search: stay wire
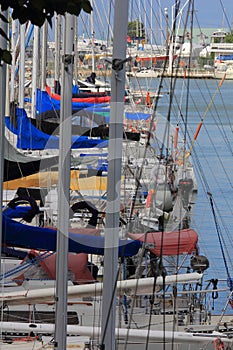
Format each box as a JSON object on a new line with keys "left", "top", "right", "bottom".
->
{"left": 219, "top": 0, "right": 232, "bottom": 32}
{"left": 171, "top": 2, "right": 195, "bottom": 348}
{"left": 188, "top": 136, "right": 233, "bottom": 272}
{"left": 177, "top": 73, "right": 233, "bottom": 196}
{"left": 151, "top": 3, "right": 192, "bottom": 350}
{"left": 128, "top": 0, "right": 186, "bottom": 222}
{"left": 207, "top": 193, "right": 231, "bottom": 283}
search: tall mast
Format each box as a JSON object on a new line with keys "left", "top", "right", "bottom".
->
{"left": 31, "top": 25, "right": 40, "bottom": 118}
{"left": 54, "top": 14, "right": 61, "bottom": 93}
{"left": 10, "top": 19, "right": 17, "bottom": 104}
{"left": 0, "top": 7, "right": 8, "bottom": 276}
{"left": 73, "top": 16, "right": 78, "bottom": 84}
{"left": 158, "top": 0, "right": 163, "bottom": 45}
{"left": 90, "top": 0, "right": 95, "bottom": 72}
{"left": 18, "top": 23, "right": 26, "bottom": 109}
{"left": 150, "top": 0, "right": 153, "bottom": 45}
{"left": 100, "top": 0, "right": 129, "bottom": 349}
{"left": 41, "top": 20, "right": 48, "bottom": 90}
{"left": 54, "top": 13, "right": 74, "bottom": 350}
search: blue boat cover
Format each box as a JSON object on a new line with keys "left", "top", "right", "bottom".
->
{"left": 2, "top": 214, "right": 141, "bottom": 257}
{"left": 36, "top": 88, "right": 97, "bottom": 114}
{"left": 216, "top": 54, "right": 233, "bottom": 61}
{"left": 3, "top": 206, "right": 33, "bottom": 219}
{"left": 125, "top": 111, "right": 151, "bottom": 121}
{"left": 5, "top": 108, "right": 108, "bottom": 150}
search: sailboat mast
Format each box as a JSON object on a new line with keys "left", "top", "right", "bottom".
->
{"left": 54, "top": 13, "right": 74, "bottom": 350}
{"left": 54, "top": 14, "right": 61, "bottom": 93}
{"left": 73, "top": 16, "right": 78, "bottom": 84}
{"left": 31, "top": 26, "right": 40, "bottom": 118}
{"left": 41, "top": 20, "right": 48, "bottom": 90}
{"left": 10, "top": 19, "right": 17, "bottom": 104}
{"left": 100, "top": 0, "right": 129, "bottom": 349}
{"left": 18, "top": 23, "right": 26, "bottom": 108}
{"left": 90, "top": 0, "right": 95, "bottom": 72}
{"left": 0, "top": 7, "right": 8, "bottom": 275}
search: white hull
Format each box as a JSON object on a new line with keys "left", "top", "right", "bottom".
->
{"left": 0, "top": 321, "right": 230, "bottom": 345}
{"left": 0, "top": 262, "right": 231, "bottom": 349}
{"left": 214, "top": 71, "right": 233, "bottom": 79}
{"left": 214, "top": 65, "right": 233, "bottom": 79}
{"left": 0, "top": 310, "right": 232, "bottom": 350}
{"left": 127, "top": 68, "right": 160, "bottom": 78}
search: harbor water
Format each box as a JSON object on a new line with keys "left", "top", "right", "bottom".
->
{"left": 127, "top": 76, "right": 233, "bottom": 316}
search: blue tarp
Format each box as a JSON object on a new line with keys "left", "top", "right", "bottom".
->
{"left": 125, "top": 111, "right": 151, "bottom": 120}
{"left": 3, "top": 206, "right": 33, "bottom": 219}
{"left": 34, "top": 87, "right": 152, "bottom": 121}
{"left": 216, "top": 54, "right": 233, "bottom": 61}
{"left": 2, "top": 214, "right": 141, "bottom": 257}
{"left": 5, "top": 108, "right": 108, "bottom": 150}
{"left": 72, "top": 84, "right": 79, "bottom": 95}
{"left": 36, "top": 88, "right": 97, "bottom": 114}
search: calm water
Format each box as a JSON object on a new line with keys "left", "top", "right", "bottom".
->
{"left": 128, "top": 76, "right": 233, "bottom": 315}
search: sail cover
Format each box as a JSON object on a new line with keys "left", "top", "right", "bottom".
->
{"left": 4, "top": 137, "right": 59, "bottom": 181}
{"left": 14, "top": 251, "right": 95, "bottom": 285}
{"left": 36, "top": 86, "right": 111, "bottom": 114}
{"left": 2, "top": 214, "right": 141, "bottom": 257}
{"left": 5, "top": 108, "right": 108, "bottom": 150}
{"left": 128, "top": 229, "right": 198, "bottom": 256}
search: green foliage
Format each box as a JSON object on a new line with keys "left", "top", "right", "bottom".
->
{"left": 0, "top": 0, "right": 92, "bottom": 64}
{"left": 224, "top": 32, "right": 233, "bottom": 43}
{"left": 0, "top": 48, "right": 11, "bottom": 63}
{"left": 197, "top": 56, "right": 214, "bottom": 68}
{"left": 128, "top": 20, "right": 145, "bottom": 39}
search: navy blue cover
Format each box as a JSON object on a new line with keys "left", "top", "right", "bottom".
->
{"left": 36, "top": 88, "right": 98, "bottom": 113}
{"left": 2, "top": 214, "right": 141, "bottom": 257}
{"left": 5, "top": 108, "right": 108, "bottom": 150}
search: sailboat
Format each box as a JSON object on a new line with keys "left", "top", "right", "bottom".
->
{"left": 2, "top": 1, "right": 233, "bottom": 350}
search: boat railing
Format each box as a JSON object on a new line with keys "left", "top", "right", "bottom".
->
{"left": 210, "top": 42, "right": 233, "bottom": 52}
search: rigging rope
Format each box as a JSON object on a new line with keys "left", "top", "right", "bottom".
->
{"left": 0, "top": 251, "right": 55, "bottom": 283}
{"left": 185, "top": 74, "right": 226, "bottom": 158}
{"left": 207, "top": 192, "right": 233, "bottom": 308}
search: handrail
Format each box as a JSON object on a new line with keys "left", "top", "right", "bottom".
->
{"left": 210, "top": 43, "right": 233, "bottom": 50}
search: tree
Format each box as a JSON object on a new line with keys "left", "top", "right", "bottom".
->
{"left": 128, "top": 20, "right": 145, "bottom": 40}
{"left": 0, "top": 0, "right": 92, "bottom": 64}
{"left": 224, "top": 32, "right": 233, "bottom": 43}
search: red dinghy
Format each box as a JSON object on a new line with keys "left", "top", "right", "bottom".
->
{"left": 128, "top": 228, "right": 198, "bottom": 256}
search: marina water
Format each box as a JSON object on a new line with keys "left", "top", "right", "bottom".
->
{"left": 128, "top": 76, "right": 233, "bottom": 316}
